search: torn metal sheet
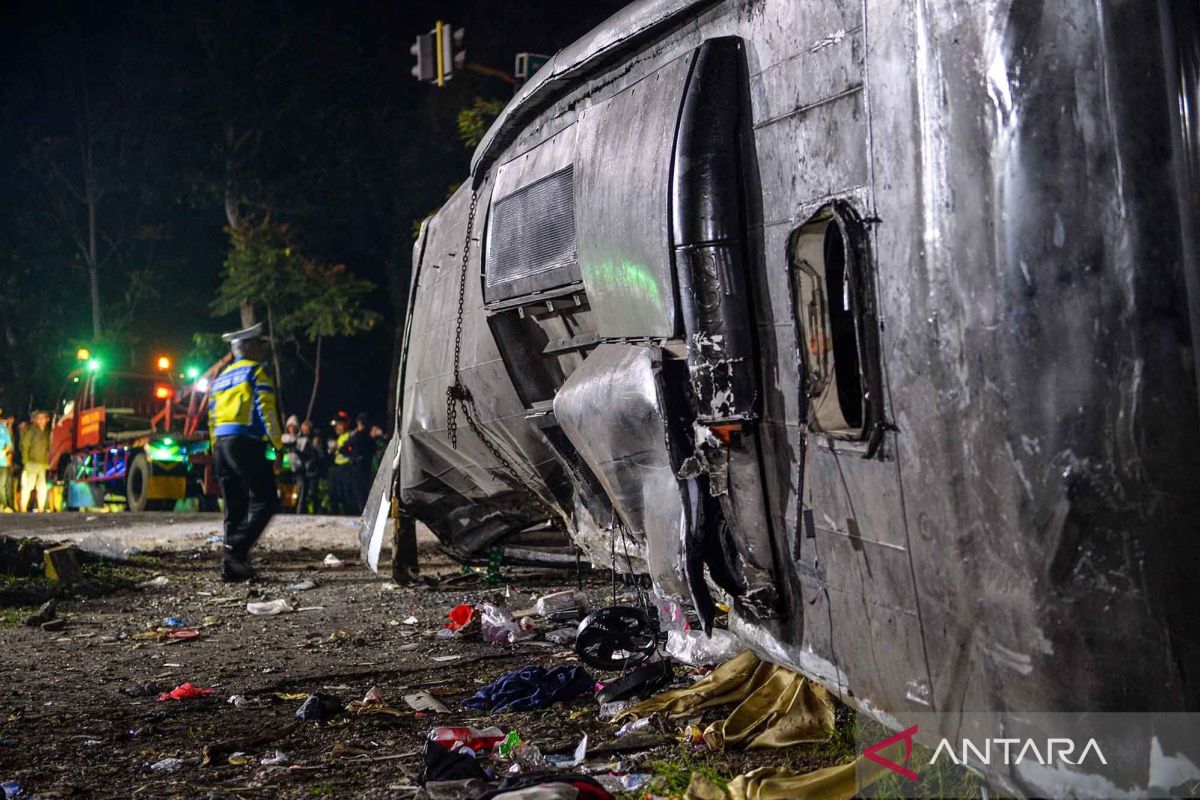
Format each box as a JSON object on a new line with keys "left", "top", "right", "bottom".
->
{"left": 553, "top": 343, "right": 688, "bottom": 598}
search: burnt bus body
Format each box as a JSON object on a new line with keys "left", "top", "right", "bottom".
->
{"left": 369, "top": 0, "right": 1200, "bottom": 791}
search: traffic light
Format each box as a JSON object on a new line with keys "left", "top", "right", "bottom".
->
{"left": 154, "top": 385, "right": 173, "bottom": 400}
{"left": 156, "top": 355, "right": 172, "bottom": 371}
{"left": 440, "top": 23, "right": 466, "bottom": 83}
{"left": 76, "top": 348, "right": 90, "bottom": 362}
{"left": 411, "top": 30, "right": 435, "bottom": 83}
{"left": 185, "top": 366, "right": 200, "bottom": 380}
{"left": 411, "top": 22, "right": 465, "bottom": 86}
{"left": 86, "top": 358, "right": 101, "bottom": 373}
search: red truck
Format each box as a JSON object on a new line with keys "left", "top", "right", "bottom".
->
{"left": 48, "top": 357, "right": 229, "bottom": 511}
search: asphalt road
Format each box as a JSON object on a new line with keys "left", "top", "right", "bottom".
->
{"left": 0, "top": 512, "right": 381, "bottom": 560}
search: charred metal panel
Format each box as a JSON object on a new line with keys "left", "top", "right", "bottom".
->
{"left": 574, "top": 52, "right": 694, "bottom": 338}
{"left": 553, "top": 343, "right": 689, "bottom": 597}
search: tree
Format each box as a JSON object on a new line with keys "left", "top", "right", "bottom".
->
{"left": 280, "top": 263, "right": 380, "bottom": 420}
{"left": 211, "top": 218, "right": 379, "bottom": 419}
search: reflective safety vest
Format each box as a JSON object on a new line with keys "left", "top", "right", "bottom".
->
{"left": 334, "top": 431, "right": 351, "bottom": 466}
{"left": 208, "top": 358, "right": 283, "bottom": 450}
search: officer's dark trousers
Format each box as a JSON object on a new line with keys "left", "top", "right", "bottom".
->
{"left": 214, "top": 436, "right": 278, "bottom": 561}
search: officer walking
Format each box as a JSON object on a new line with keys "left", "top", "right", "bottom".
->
{"left": 209, "top": 323, "right": 284, "bottom": 581}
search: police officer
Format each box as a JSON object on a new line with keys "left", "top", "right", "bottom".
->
{"left": 209, "top": 323, "right": 284, "bottom": 581}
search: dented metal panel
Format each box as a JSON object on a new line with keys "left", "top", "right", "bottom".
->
{"left": 574, "top": 52, "right": 694, "bottom": 338}
{"left": 553, "top": 343, "right": 689, "bottom": 597}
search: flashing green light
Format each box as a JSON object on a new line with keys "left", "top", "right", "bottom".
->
{"left": 161, "top": 437, "right": 174, "bottom": 446}
{"left": 185, "top": 366, "right": 200, "bottom": 380}
{"left": 86, "top": 358, "right": 101, "bottom": 372}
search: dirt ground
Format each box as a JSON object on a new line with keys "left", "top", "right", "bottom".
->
{"left": 0, "top": 522, "right": 858, "bottom": 799}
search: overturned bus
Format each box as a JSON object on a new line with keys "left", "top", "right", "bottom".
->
{"left": 364, "top": 0, "right": 1200, "bottom": 793}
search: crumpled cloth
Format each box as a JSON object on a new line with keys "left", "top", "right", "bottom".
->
{"left": 615, "top": 651, "right": 833, "bottom": 749}
{"left": 685, "top": 745, "right": 903, "bottom": 800}
{"left": 463, "top": 665, "right": 594, "bottom": 712}
{"left": 157, "top": 682, "right": 216, "bottom": 701}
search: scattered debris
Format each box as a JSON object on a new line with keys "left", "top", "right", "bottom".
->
{"left": 429, "top": 726, "right": 506, "bottom": 754}
{"left": 614, "top": 717, "right": 652, "bottom": 738}
{"left": 156, "top": 683, "right": 216, "bottom": 702}
{"left": 226, "top": 694, "right": 270, "bottom": 710}
{"left": 202, "top": 722, "right": 300, "bottom": 766}
{"left": 534, "top": 590, "right": 588, "bottom": 620}
{"left": 666, "top": 628, "right": 740, "bottom": 666}
{"left": 260, "top": 750, "right": 289, "bottom": 766}
{"left": 287, "top": 579, "right": 317, "bottom": 591}
{"left": 246, "top": 599, "right": 294, "bottom": 616}
{"left": 480, "top": 603, "right": 526, "bottom": 644}
{"left": 403, "top": 615, "right": 419, "bottom": 625}
{"left": 295, "top": 693, "right": 343, "bottom": 722}
{"left": 149, "top": 757, "right": 183, "bottom": 772}
{"left": 403, "top": 691, "right": 449, "bottom": 714}
{"left": 42, "top": 544, "right": 81, "bottom": 585}
{"left": 139, "top": 575, "right": 170, "bottom": 588}
{"left": 322, "top": 553, "right": 347, "bottom": 568}
{"left": 23, "top": 600, "right": 56, "bottom": 627}
{"left": 40, "top": 618, "right": 66, "bottom": 633}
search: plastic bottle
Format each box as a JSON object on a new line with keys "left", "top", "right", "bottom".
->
{"left": 428, "top": 725, "right": 506, "bottom": 753}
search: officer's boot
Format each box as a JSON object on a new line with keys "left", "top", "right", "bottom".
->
{"left": 221, "top": 549, "right": 257, "bottom": 583}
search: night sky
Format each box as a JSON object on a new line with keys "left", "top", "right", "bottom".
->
{"left": 0, "top": 0, "right": 628, "bottom": 426}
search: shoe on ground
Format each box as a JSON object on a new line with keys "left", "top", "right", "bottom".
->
{"left": 221, "top": 558, "right": 257, "bottom": 583}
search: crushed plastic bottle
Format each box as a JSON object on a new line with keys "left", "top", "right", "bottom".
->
{"left": 511, "top": 742, "right": 548, "bottom": 770}
{"left": 429, "top": 725, "right": 506, "bottom": 754}
{"left": 1, "top": 781, "right": 21, "bottom": 799}
{"left": 150, "top": 757, "right": 184, "bottom": 772}
{"left": 615, "top": 717, "right": 652, "bottom": 737}
{"left": 599, "top": 699, "right": 635, "bottom": 720}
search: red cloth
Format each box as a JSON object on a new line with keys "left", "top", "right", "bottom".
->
{"left": 157, "top": 682, "right": 216, "bottom": 701}
{"left": 445, "top": 603, "right": 475, "bottom": 631}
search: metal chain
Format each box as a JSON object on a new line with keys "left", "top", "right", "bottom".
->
{"left": 443, "top": 189, "right": 559, "bottom": 520}
{"left": 446, "top": 190, "right": 479, "bottom": 449}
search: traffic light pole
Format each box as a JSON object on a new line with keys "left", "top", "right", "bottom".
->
{"left": 465, "top": 61, "right": 518, "bottom": 86}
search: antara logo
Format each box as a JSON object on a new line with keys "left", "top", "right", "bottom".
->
{"left": 864, "top": 725, "right": 1109, "bottom": 781}
{"left": 931, "top": 737, "right": 1108, "bottom": 767}
{"left": 864, "top": 725, "right": 921, "bottom": 780}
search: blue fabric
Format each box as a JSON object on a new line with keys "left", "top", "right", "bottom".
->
{"left": 463, "top": 665, "right": 594, "bottom": 712}
{"left": 0, "top": 424, "right": 10, "bottom": 468}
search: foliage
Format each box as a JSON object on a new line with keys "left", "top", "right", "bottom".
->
{"left": 456, "top": 97, "right": 506, "bottom": 149}
{"left": 279, "top": 262, "right": 380, "bottom": 341}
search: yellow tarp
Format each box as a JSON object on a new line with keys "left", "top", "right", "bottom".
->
{"left": 614, "top": 651, "right": 834, "bottom": 749}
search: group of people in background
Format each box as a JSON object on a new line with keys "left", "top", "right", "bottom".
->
{"left": 278, "top": 411, "right": 386, "bottom": 517}
{"left": 0, "top": 407, "right": 52, "bottom": 513}
{"left": 0, "top": 405, "right": 385, "bottom": 516}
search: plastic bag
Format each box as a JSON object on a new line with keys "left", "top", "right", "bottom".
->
{"left": 480, "top": 603, "right": 523, "bottom": 644}
{"left": 246, "top": 599, "right": 294, "bottom": 616}
{"left": 665, "top": 628, "right": 741, "bottom": 666}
